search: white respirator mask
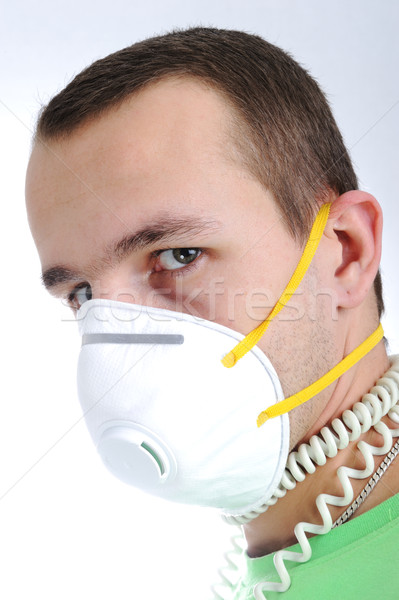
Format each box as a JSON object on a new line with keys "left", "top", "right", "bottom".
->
{"left": 76, "top": 204, "right": 383, "bottom": 517}
{"left": 77, "top": 300, "right": 289, "bottom": 516}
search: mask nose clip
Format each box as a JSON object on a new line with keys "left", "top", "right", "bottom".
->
{"left": 97, "top": 422, "right": 177, "bottom": 488}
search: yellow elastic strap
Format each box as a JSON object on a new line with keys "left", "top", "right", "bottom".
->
{"left": 257, "top": 322, "right": 384, "bottom": 427}
{"left": 221, "top": 203, "right": 332, "bottom": 368}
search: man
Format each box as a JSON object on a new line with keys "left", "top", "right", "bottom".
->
{"left": 26, "top": 28, "right": 399, "bottom": 599}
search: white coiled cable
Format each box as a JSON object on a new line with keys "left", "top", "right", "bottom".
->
{"left": 211, "top": 533, "right": 246, "bottom": 600}
{"left": 212, "top": 355, "right": 399, "bottom": 600}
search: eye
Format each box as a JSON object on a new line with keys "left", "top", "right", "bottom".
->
{"left": 155, "top": 248, "right": 202, "bottom": 271}
{"left": 68, "top": 284, "right": 92, "bottom": 309}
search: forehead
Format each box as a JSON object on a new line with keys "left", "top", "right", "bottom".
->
{"left": 26, "top": 78, "right": 236, "bottom": 227}
{"left": 27, "top": 78, "right": 234, "bottom": 189}
{"left": 26, "top": 78, "right": 278, "bottom": 271}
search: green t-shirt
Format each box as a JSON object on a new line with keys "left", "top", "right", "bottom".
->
{"left": 232, "top": 493, "right": 399, "bottom": 600}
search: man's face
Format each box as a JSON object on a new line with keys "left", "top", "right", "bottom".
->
{"left": 26, "top": 78, "right": 337, "bottom": 445}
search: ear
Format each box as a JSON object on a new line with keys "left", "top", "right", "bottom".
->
{"left": 326, "top": 191, "right": 383, "bottom": 309}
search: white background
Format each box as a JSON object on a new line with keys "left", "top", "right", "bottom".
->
{"left": 1, "top": 1, "right": 398, "bottom": 599}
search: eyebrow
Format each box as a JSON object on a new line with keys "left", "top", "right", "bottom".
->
{"left": 41, "top": 216, "right": 221, "bottom": 292}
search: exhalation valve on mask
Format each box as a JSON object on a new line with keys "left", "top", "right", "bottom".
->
{"left": 98, "top": 421, "right": 177, "bottom": 487}
{"left": 77, "top": 299, "right": 289, "bottom": 517}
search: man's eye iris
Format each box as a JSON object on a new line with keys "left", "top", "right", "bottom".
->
{"left": 70, "top": 284, "right": 92, "bottom": 308}
{"left": 158, "top": 248, "right": 201, "bottom": 271}
{"left": 173, "top": 248, "right": 199, "bottom": 263}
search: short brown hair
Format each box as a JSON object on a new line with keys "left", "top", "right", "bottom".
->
{"left": 35, "top": 27, "right": 383, "bottom": 315}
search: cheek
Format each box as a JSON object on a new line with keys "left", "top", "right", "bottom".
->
{"left": 147, "top": 265, "right": 263, "bottom": 331}
{"left": 177, "top": 271, "right": 280, "bottom": 334}
{"left": 184, "top": 258, "right": 296, "bottom": 333}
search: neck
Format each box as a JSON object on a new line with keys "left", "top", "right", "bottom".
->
{"left": 244, "top": 345, "right": 398, "bottom": 558}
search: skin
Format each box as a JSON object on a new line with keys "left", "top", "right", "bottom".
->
{"left": 26, "top": 78, "right": 397, "bottom": 556}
